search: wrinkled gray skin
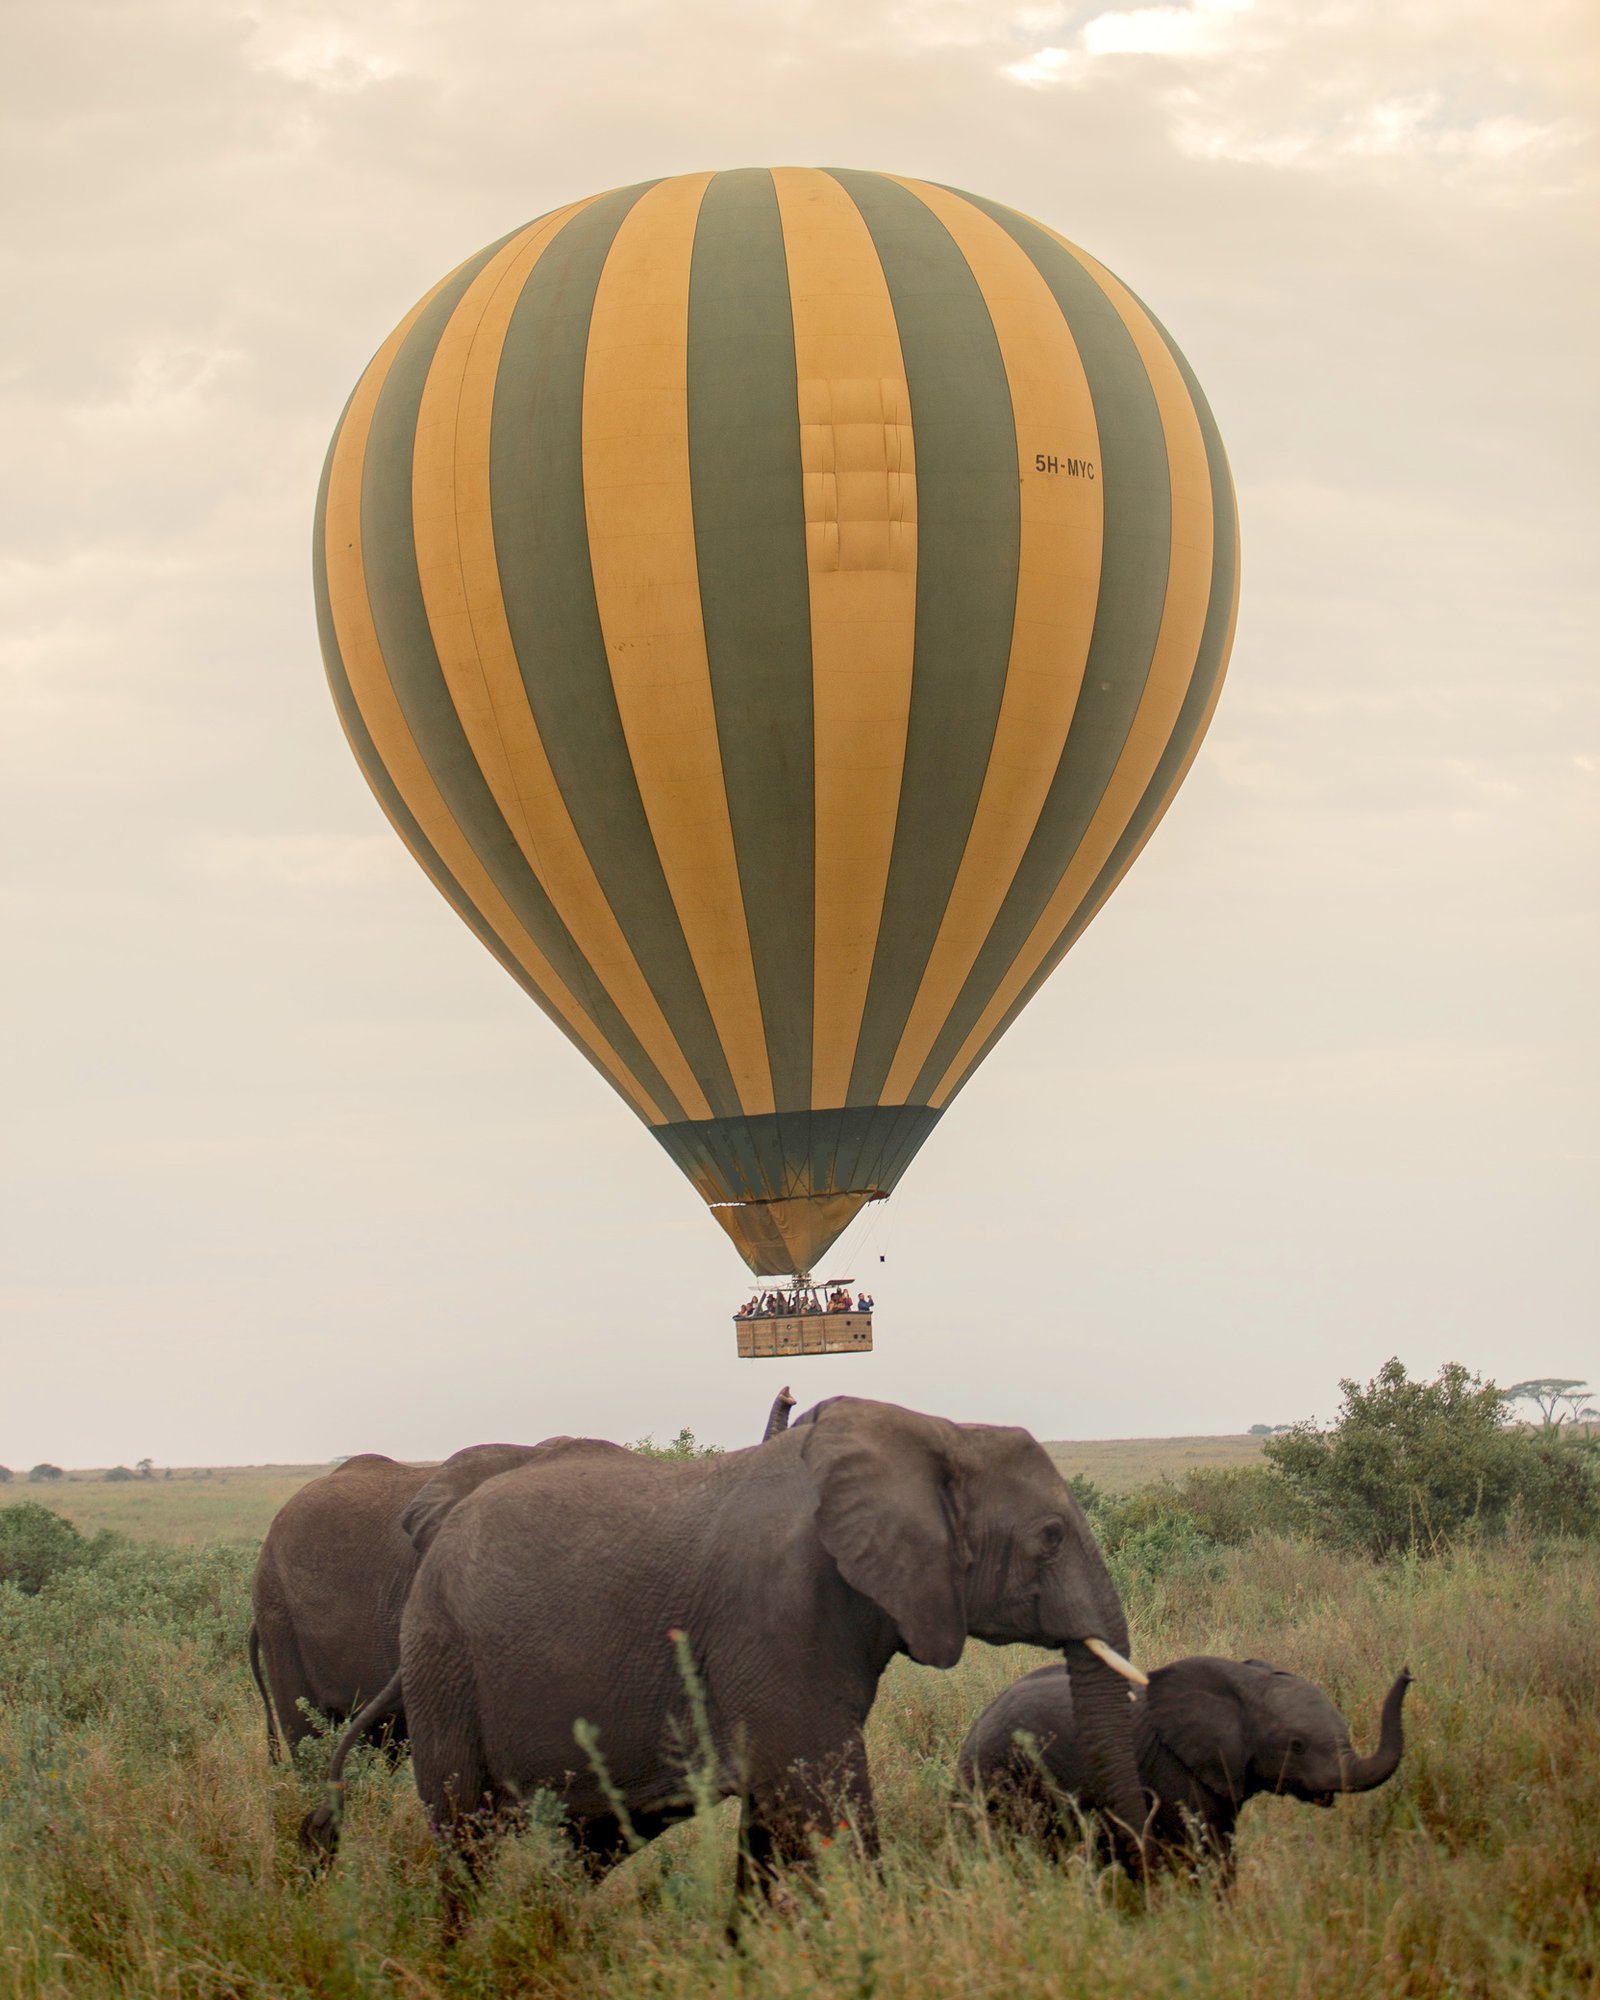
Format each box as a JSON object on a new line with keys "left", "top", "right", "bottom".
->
{"left": 296, "top": 1394, "right": 801, "bottom": 1858}
{"left": 960, "top": 1654, "right": 1412, "bottom": 1876}
{"left": 250, "top": 1444, "right": 548, "bottom": 1760}
{"left": 398, "top": 1396, "right": 1143, "bottom": 1922}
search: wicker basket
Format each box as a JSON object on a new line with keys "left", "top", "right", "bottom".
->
{"left": 734, "top": 1313, "right": 873, "bottom": 1359}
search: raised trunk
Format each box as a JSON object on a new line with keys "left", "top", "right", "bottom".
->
{"left": 1338, "top": 1668, "right": 1412, "bottom": 1793}
{"left": 1064, "top": 1640, "right": 1147, "bottom": 1877}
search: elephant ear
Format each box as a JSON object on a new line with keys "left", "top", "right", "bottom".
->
{"left": 400, "top": 1441, "right": 560, "bottom": 1557}
{"left": 1147, "top": 1661, "right": 1251, "bottom": 1805}
{"left": 800, "top": 1399, "right": 970, "bottom": 1669}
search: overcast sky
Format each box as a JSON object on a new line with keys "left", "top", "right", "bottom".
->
{"left": 3, "top": 0, "right": 1595, "bottom": 1470}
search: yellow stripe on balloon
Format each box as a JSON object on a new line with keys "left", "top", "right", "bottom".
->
{"left": 877, "top": 176, "right": 1103, "bottom": 1106}
{"left": 324, "top": 289, "right": 666, "bottom": 1125}
{"left": 410, "top": 198, "right": 713, "bottom": 1125}
{"left": 581, "top": 172, "right": 777, "bottom": 1119}
{"left": 771, "top": 165, "right": 919, "bottom": 1112}
{"left": 927, "top": 235, "right": 1217, "bottom": 1111}
{"left": 1030, "top": 489, "right": 1241, "bottom": 1010}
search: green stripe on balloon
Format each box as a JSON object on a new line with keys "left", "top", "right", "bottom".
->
{"left": 651, "top": 1105, "right": 942, "bottom": 1204}
{"left": 941, "top": 294, "right": 1240, "bottom": 1105}
{"left": 358, "top": 229, "right": 688, "bottom": 1123}
{"left": 906, "top": 194, "right": 1174, "bottom": 1103}
{"left": 313, "top": 406, "right": 606, "bottom": 1066}
{"left": 687, "top": 168, "right": 816, "bottom": 1115}
{"left": 489, "top": 185, "right": 745, "bottom": 1124}
{"left": 827, "top": 170, "right": 1023, "bottom": 1110}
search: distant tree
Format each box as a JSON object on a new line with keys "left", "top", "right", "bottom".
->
{"left": 104, "top": 1465, "right": 136, "bottom": 1483}
{"left": 136, "top": 1457, "right": 155, "bottom": 1480}
{"left": 27, "top": 1464, "right": 64, "bottom": 1484}
{"left": 1504, "top": 1379, "right": 1590, "bottom": 1429}
{"left": 0, "top": 1466, "right": 11, "bottom": 1484}
{"left": 629, "top": 1427, "right": 724, "bottom": 1461}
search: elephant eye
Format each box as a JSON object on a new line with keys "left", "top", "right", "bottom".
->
{"left": 1040, "top": 1517, "right": 1065, "bottom": 1558}
{"left": 1288, "top": 1736, "right": 1306, "bottom": 1755}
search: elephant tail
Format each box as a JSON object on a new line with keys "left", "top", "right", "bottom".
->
{"left": 248, "top": 1622, "right": 282, "bottom": 1767}
{"left": 297, "top": 1667, "right": 405, "bottom": 1866}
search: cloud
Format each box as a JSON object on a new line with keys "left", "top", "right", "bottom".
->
{"left": 1000, "top": 0, "right": 1593, "bottom": 196}
{"left": 242, "top": 18, "right": 409, "bottom": 94}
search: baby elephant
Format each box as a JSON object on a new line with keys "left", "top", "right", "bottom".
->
{"left": 960, "top": 1654, "right": 1411, "bottom": 1875}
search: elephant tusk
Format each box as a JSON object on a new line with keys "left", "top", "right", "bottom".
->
{"left": 1082, "top": 1637, "right": 1148, "bottom": 1688}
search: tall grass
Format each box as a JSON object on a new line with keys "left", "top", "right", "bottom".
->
{"left": 1, "top": 1526, "right": 1597, "bottom": 1997}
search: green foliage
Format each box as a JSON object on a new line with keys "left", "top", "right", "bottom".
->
{"left": 27, "top": 1465, "right": 63, "bottom": 1485}
{"left": 0, "top": 1467, "right": 12, "bottom": 1485}
{"left": 1265, "top": 1358, "right": 1600, "bottom": 1557}
{"left": 104, "top": 1466, "right": 136, "bottom": 1483}
{"left": 0, "top": 1534, "right": 252, "bottom": 1737}
{"left": 0, "top": 1504, "right": 96, "bottom": 1597}
{"left": 628, "top": 1427, "right": 724, "bottom": 1461}
{"left": 1083, "top": 1464, "right": 1308, "bottom": 1572}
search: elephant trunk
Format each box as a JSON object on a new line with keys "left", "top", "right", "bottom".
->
{"left": 1064, "top": 1639, "right": 1148, "bottom": 1877}
{"left": 1336, "top": 1667, "right": 1412, "bottom": 1793}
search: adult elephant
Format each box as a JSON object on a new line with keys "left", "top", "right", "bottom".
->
{"left": 960, "top": 1654, "right": 1412, "bottom": 1876}
{"left": 397, "top": 1396, "right": 1147, "bottom": 1919}
{"left": 255, "top": 1394, "right": 796, "bottom": 1763}
{"left": 250, "top": 1443, "right": 546, "bottom": 1761}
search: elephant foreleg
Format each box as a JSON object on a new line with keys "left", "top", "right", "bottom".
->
{"left": 736, "top": 1732, "right": 878, "bottom": 1904}
{"left": 564, "top": 1806, "right": 683, "bottom": 1881}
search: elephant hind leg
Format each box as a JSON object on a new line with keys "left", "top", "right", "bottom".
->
{"left": 409, "top": 1657, "right": 503, "bottom": 1937}
{"left": 255, "top": 1618, "right": 318, "bottom": 1758}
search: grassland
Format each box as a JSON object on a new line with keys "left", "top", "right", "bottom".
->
{"left": 0, "top": 1469, "right": 324, "bottom": 1546}
{"left": 1, "top": 1452, "right": 1595, "bottom": 1998}
{"left": 0, "top": 1435, "right": 1262, "bottom": 1547}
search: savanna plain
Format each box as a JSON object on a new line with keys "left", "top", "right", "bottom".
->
{"left": 1, "top": 1425, "right": 1596, "bottom": 2000}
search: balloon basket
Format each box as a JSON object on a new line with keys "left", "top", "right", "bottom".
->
{"left": 735, "top": 1313, "right": 873, "bottom": 1360}
{"left": 732, "top": 1275, "right": 873, "bottom": 1359}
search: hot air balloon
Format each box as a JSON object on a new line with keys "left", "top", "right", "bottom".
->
{"left": 314, "top": 168, "right": 1238, "bottom": 1357}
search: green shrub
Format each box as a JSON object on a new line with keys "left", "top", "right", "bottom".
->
{"left": 629, "top": 1428, "right": 723, "bottom": 1460}
{"left": 0, "top": 1537, "right": 252, "bottom": 1736}
{"left": 104, "top": 1466, "right": 136, "bottom": 1484}
{"left": 27, "top": 1465, "right": 64, "bottom": 1485}
{"left": 1092, "top": 1464, "right": 1305, "bottom": 1559}
{"left": 1264, "top": 1358, "right": 1600, "bottom": 1556}
{"left": 0, "top": 1505, "right": 95, "bottom": 1596}
{"left": 1108, "top": 1508, "right": 1223, "bottom": 1594}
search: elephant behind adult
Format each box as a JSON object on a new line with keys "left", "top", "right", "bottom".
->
{"left": 250, "top": 1443, "right": 546, "bottom": 1761}
{"left": 960, "top": 1654, "right": 1412, "bottom": 1874}
{"left": 399, "top": 1396, "right": 1148, "bottom": 1915}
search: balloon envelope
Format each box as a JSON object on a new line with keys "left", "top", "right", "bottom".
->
{"left": 314, "top": 168, "right": 1238, "bottom": 1275}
